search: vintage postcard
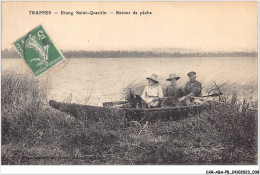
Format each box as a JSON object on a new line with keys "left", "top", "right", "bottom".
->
{"left": 1, "top": 1, "right": 259, "bottom": 174}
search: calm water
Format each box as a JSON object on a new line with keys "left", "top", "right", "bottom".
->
{"left": 2, "top": 57, "right": 258, "bottom": 105}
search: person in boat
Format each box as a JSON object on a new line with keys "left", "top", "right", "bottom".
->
{"left": 162, "top": 73, "right": 183, "bottom": 107}
{"left": 141, "top": 74, "right": 164, "bottom": 108}
{"left": 165, "top": 74, "right": 182, "bottom": 99}
{"left": 183, "top": 71, "right": 202, "bottom": 97}
{"left": 179, "top": 71, "right": 202, "bottom": 106}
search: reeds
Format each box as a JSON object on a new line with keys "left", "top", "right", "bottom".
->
{"left": 1, "top": 71, "right": 257, "bottom": 165}
{"left": 1, "top": 71, "right": 79, "bottom": 146}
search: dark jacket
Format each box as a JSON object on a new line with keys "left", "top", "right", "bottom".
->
{"left": 183, "top": 80, "right": 202, "bottom": 97}
{"left": 165, "top": 85, "right": 182, "bottom": 99}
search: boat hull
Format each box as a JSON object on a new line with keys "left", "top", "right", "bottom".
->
{"left": 49, "top": 100, "right": 205, "bottom": 123}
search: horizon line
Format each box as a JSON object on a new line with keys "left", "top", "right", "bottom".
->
{"left": 2, "top": 49, "right": 257, "bottom": 58}
{"left": 2, "top": 48, "right": 258, "bottom": 53}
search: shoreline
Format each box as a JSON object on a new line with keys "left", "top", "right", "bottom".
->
{"left": 1, "top": 71, "right": 258, "bottom": 165}
{"left": 1, "top": 50, "right": 258, "bottom": 59}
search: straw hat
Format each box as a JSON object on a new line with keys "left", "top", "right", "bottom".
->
{"left": 146, "top": 74, "right": 159, "bottom": 83}
{"left": 166, "top": 74, "right": 180, "bottom": 81}
{"left": 187, "top": 71, "right": 196, "bottom": 77}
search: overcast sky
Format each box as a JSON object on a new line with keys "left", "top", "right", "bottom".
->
{"left": 2, "top": 1, "right": 258, "bottom": 52}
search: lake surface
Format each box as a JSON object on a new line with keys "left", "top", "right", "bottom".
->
{"left": 2, "top": 57, "right": 258, "bottom": 105}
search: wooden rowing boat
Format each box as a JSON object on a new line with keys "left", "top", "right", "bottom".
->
{"left": 49, "top": 100, "right": 206, "bottom": 123}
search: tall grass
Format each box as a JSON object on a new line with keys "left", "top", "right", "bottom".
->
{"left": 1, "top": 71, "right": 80, "bottom": 150}
{"left": 2, "top": 71, "right": 46, "bottom": 144}
{"left": 1, "top": 71, "right": 257, "bottom": 165}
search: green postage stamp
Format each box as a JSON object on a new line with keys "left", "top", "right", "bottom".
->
{"left": 13, "top": 25, "right": 64, "bottom": 77}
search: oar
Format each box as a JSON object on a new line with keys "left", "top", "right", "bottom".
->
{"left": 201, "top": 93, "right": 222, "bottom": 98}
{"left": 191, "top": 96, "right": 228, "bottom": 105}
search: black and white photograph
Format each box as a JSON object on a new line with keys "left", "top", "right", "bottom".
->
{"left": 1, "top": 1, "right": 259, "bottom": 173}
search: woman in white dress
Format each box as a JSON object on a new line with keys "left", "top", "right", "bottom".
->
{"left": 141, "top": 74, "right": 164, "bottom": 108}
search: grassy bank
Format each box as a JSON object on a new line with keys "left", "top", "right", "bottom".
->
{"left": 1, "top": 71, "right": 258, "bottom": 165}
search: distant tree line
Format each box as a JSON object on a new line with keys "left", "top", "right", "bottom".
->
{"left": 1, "top": 49, "right": 257, "bottom": 58}
{"left": 2, "top": 49, "right": 20, "bottom": 58}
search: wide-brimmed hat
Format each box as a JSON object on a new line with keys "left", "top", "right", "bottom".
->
{"left": 146, "top": 74, "right": 159, "bottom": 83}
{"left": 166, "top": 74, "right": 180, "bottom": 81}
{"left": 187, "top": 71, "right": 196, "bottom": 77}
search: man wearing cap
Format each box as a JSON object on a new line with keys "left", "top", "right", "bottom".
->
{"left": 141, "top": 74, "right": 164, "bottom": 108}
{"left": 183, "top": 71, "right": 202, "bottom": 97}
